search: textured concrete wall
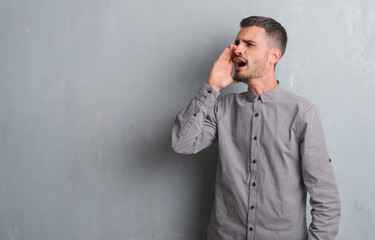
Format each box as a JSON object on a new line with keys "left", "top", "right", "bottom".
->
{"left": 1, "top": 0, "right": 374, "bottom": 239}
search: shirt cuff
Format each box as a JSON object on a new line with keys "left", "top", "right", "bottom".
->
{"left": 194, "top": 82, "right": 220, "bottom": 107}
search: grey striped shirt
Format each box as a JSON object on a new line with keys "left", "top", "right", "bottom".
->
{"left": 171, "top": 82, "right": 340, "bottom": 240}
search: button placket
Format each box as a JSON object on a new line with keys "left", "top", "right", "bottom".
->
{"left": 247, "top": 97, "right": 262, "bottom": 240}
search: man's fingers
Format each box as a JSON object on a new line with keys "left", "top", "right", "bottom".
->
{"left": 223, "top": 44, "right": 234, "bottom": 61}
{"left": 217, "top": 46, "right": 230, "bottom": 61}
{"left": 225, "top": 45, "right": 237, "bottom": 63}
{"left": 229, "top": 45, "right": 237, "bottom": 62}
{"left": 218, "top": 44, "right": 234, "bottom": 62}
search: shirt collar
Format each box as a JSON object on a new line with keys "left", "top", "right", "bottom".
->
{"left": 245, "top": 81, "right": 283, "bottom": 103}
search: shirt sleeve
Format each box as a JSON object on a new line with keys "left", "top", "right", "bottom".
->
{"left": 171, "top": 82, "right": 220, "bottom": 154}
{"left": 298, "top": 105, "right": 341, "bottom": 240}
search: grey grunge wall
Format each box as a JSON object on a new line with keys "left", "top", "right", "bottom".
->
{"left": 1, "top": 0, "right": 374, "bottom": 239}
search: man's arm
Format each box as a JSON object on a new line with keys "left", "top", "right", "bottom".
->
{"left": 298, "top": 106, "right": 341, "bottom": 240}
{"left": 171, "top": 44, "right": 237, "bottom": 154}
{"left": 170, "top": 83, "right": 220, "bottom": 154}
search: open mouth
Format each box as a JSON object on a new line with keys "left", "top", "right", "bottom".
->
{"left": 233, "top": 57, "right": 247, "bottom": 70}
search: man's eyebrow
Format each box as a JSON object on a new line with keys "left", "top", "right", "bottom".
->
{"left": 234, "top": 39, "right": 257, "bottom": 45}
{"left": 242, "top": 39, "right": 257, "bottom": 45}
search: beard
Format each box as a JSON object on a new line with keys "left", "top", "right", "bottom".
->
{"left": 234, "top": 54, "right": 268, "bottom": 84}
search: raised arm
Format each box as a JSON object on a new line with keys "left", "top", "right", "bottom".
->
{"left": 170, "top": 83, "right": 220, "bottom": 154}
{"left": 171, "top": 44, "right": 237, "bottom": 154}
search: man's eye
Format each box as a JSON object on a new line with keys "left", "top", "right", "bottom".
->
{"left": 246, "top": 43, "right": 253, "bottom": 47}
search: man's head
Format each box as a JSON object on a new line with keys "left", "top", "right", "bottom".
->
{"left": 240, "top": 16, "right": 288, "bottom": 57}
{"left": 232, "top": 16, "right": 288, "bottom": 84}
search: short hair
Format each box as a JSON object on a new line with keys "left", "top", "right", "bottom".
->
{"left": 240, "top": 16, "right": 288, "bottom": 57}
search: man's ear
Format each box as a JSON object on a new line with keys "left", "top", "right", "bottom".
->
{"left": 270, "top": 48, "right": 282, "bottom": 65}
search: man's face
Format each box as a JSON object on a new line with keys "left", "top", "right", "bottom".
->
{"left": 232, "top": 26, "right": 273, "bottom": 83}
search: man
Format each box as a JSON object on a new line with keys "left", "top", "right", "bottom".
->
{"left": 171, "top": 16, "right": 340, "bottom": 240}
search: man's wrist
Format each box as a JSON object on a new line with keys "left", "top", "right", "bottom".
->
{"left": 207, "top": 81, "right": 221, "bottom": 92}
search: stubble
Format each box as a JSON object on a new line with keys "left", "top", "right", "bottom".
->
{"left": 234, "top": 55, "right": 268, "bottom": 84}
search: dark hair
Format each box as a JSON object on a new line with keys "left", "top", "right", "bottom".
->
{"left": 240, "top": 16, "right": 288, "bottom": 57}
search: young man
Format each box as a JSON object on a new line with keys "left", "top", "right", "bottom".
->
{"left": 171, "top": 16, "right": 340, "bottom": 240}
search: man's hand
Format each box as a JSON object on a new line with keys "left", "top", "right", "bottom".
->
{"left": 207, "top": 44, "right": 238, "bottom": 92}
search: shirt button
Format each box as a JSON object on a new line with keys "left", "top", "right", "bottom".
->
{"left": 253, "top": 136, "right": 257, "bottom": 140}
{"left": 252, "top": 182, "right": 256, "bottom": 187}
{"left": 252, "top": 159, "right": 256, "bottom": 164}
{"left": 207, "top": 89, "right": 212, "bottom": 93}
{"left": 250, "top": 205, "right": 254, "bottom": 210}
{"left": 255, "top": 113, "right": 259, "bottom": 117}
{"left": 249, "top": 227, "right": 253, "bottom": 231}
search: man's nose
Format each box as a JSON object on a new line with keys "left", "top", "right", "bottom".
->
{"left": 234, "top": 44, "right": 244, "bottom": 56}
